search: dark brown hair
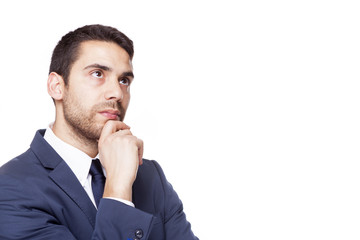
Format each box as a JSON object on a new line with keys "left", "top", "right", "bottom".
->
{"left": 49, "top": 24, "right": 134, "bottom": 85}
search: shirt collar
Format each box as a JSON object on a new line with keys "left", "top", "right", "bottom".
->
{"left": 43, "top": 126, "right": 97, "bottom": 187}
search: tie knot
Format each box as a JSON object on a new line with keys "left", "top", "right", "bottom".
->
{"left": 90, "top": 159, "right": 104, "bottom": 177}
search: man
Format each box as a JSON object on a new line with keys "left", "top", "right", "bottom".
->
{"left": 0, "top": 24, "right": 198, "bottom": 240}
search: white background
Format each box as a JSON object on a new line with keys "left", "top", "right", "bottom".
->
{"left": 0, "top": 0, "right": 360, "bottom": 239}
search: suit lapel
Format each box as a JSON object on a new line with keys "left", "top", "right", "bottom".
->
{"left": 49, "top": 161, "right": 97, "bottom": 228}
{"left": 30, "top": 130, "right": 97, "bottom": 228}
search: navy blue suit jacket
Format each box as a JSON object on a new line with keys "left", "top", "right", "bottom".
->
{"left": 0, "top": 130, "right": 198, "bottom": 240}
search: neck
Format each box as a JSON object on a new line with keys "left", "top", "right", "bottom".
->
{"left": 52, "top": 121, "right": 99, "bottom": 158}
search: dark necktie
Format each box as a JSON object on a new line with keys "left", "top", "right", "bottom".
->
{"left": 89, "top": 159, "right": 106, "bottom": 207}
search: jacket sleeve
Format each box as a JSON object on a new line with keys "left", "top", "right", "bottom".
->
{"left": 151, "top": 161, "right": 199, "bottom": 240}
{"left": 93, "top": 199, "right": 155, "bottom": 239}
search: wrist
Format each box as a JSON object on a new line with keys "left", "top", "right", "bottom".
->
{"left": 103, "top": 179, "right": 133, "bottom": 202}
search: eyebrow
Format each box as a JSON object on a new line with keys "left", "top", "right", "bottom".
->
{"left": 83, "top": 63, "right": 135, "bottom": 78}
{"left": 121, "top": 71, "right": 135, "bottom": 79}
{"left": 83, "top": 63, "right": 112, "bottom": 71}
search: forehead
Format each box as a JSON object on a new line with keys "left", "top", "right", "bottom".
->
{"left": 74, "top": 40, "right": 132, "bottom": 70}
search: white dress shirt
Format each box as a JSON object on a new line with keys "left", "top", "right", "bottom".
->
{"left": 44, "top": 126, "right": 134, "bottom": 208}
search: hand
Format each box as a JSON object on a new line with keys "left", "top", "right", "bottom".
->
{"left": 98, "top": 120, "right": 144, "bottom": 202}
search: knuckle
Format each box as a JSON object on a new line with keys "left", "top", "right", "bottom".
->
{"left": 124, "top": 136, "right": 138, "bottom": 145}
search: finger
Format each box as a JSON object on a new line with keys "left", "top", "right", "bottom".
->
{"left": 99, "top": 121, "right": 130, "bottom": 144}
{"left": 113, "top": 129, "right": 133, "bottom": 137}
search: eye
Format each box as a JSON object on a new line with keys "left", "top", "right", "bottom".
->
{"left": 119, "top": 77, "right": 130, "bottom": 86}
{"left": 91, "top": 70, "right": 103, "bottom": 78}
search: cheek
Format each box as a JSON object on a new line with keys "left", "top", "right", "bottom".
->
{"left": 125, "top": 90, "right": 131, "bottom": 104}
{"left": 72, "top": 91, "right": 96, "bottom": 113}
{"left": 122, "top": 86, "right": 131, "bottom": 104}
{"left": 123, "top": 97, "right": 130, "bottom": 109}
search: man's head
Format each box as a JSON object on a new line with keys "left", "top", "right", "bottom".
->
{"left": 49, "top": 24, "right": 134, "bottom": 85}
{"left": 47, "top": 25, "right": 134, "bottom": 145}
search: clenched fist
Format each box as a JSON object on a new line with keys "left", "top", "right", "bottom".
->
{"left": 98, "top": 120, "right": 143, "bottom": 202}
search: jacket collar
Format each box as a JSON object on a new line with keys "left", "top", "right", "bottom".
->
{"left": 30, "top": 129, "right": 62, "bottom": 169}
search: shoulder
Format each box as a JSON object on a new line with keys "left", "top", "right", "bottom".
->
{"left": 0, "top": 149, "right": 49, "bottom": 208}
{"left": 0, "top": 148, "right": 43, "bottom": 178}
{"left": 0, "top": 148, "right": 49, "bottom": 200}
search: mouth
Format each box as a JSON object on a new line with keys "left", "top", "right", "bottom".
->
{"left": 98, "top": 109, "right": 121, "bottom": 120}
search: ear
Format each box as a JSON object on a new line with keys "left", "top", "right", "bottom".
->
{"left": 47, "top": 72, "right": 65, "bottom": 100}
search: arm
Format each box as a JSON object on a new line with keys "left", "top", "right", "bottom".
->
{"left": 96, "top": 120, "right": 198, "bottom": 239}
{"left": 93, "top": 199, "right": 154, "bottom": 240}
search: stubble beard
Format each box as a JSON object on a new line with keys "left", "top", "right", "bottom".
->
{"left": 62, "top": 94, "right": 125, "bottom": 145}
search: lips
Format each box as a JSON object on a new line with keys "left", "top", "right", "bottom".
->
{"left": 99, "top": 109, "right": 120, "bottom": 120}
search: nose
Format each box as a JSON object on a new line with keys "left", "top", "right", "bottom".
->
{"left": 104, "top": 78, "right": 123, "bottom": 102}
